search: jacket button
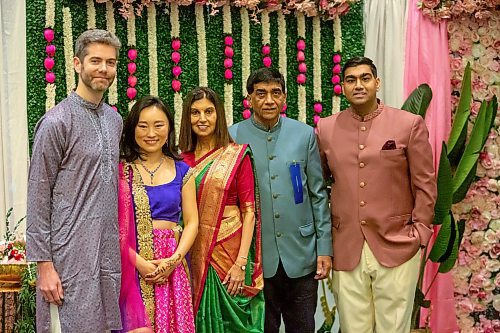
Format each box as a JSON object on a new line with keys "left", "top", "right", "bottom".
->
{"left": 274, "top": 213, "right": 280, "bottom": 218}
{"left": 360, "top": 181, "right": 366, "bottom": 188}
{"left": 276, "top": 232, "right": 282, "bottom": 237}
{"left": 360, "top": 220, "right": 367, "bottom": 225}
{"left": 273, "top": 193, "right": 279, "bottom": 199}
{"left": 269, "top": 155, "right": 275, "bottom": 160}
{"left": 360, "top": 201, "right": 366, "bottom": 207}
{"left": 267, "top": 136, "right": 273, "bottom": 142}
{"left": 359, "top": 144, "right": 365, "bottom": 150}
{"left": 271, "top": 175, "right": 277, "bottom": 180}
{"left": 360, "top": 126, "right": 367, "bottom": 131}
{"left": 359, "top": 162, "right": 365, "bottom": 168}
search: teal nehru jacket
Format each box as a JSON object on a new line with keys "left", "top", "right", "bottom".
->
{"left": 229, "top": 116, "right": 332, "bottom": 279}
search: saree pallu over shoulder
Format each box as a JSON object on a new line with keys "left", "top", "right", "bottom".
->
{"left": 117, "top": 162, "right": 155, "bottom": 330}
{"left": 189, "top": 143, "right": 264, "bottom": 315}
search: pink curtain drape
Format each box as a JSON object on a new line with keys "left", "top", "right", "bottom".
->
{"left": 404, "top": 1, "right": 457, "bottom": 332}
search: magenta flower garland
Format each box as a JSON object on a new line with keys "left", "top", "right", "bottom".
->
{"left": 262, "top": 44, "right": 272, "bottom": 68}
{"left": 332, "top": 53, "right": 342, "bottom": 96}
{"left": 127, "top": 48, "right": 138, "bottom": 100}
{"left": 171, "top": 38, "right": 182, "bottom": 93}
{"left": 224, "top": 35, "right": 234, "bottom": 81}
{"left": 296, "top": 39, "right": 306, "bottom": 85}
{"left": 44, "top": 28, "right": 56, "bottom": 84}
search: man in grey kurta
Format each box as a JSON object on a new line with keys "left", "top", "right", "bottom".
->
{"left": 229, "top": 68, "right": 332, "bottom": 333}
{"left": 26, "top": 30, "right": 122, "bottom": 332}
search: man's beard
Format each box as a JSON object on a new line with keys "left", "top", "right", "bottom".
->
{"left": 80, "top": 67, "right": 115, "bottom": 92}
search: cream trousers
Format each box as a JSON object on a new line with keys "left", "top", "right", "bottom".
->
{"left": 333, "top": 242, "right": 420, "bottom": 333}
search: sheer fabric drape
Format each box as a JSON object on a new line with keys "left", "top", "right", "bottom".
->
{"left": 0, "top": 0, "right": 28, "bottom": 236}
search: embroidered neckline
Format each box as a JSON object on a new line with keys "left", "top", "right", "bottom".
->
{"left": 250, "top": 115, "right": 282, "bottom": 133}
{"left": 69, "top": 91, "right": 104, "bottom": 111}
{"left": 348, "top": 100, "right": 384, "bottom": 122}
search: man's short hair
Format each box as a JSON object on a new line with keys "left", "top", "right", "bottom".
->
{"left": 74, "top": 29, "right": 121, "bottom": 61}
{"left": 342, "top": 57, "right": 378, "bottom": 79}
{"left": 246, "top": 67, "right": 286, "bottom": 94}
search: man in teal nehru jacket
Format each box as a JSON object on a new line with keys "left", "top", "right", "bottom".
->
{"left": 229, "top": 67, "right": 332, "bottom": 333}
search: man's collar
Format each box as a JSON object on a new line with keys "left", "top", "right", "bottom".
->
{"left": 348, "top": 99, "right": 384, "bottom": 122}
{"left": 250, "top": 115, "right": 282, "bottom": 132}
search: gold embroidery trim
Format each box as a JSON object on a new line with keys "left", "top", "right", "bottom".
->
{"left": 129, "top": 163, "right": 155, "bottom": 327}
{"left": 239, "top": 201, "right": 255, "bottom": 213}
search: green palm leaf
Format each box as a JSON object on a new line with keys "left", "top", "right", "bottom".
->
{"left": 433, "top": 143, "right": 453, "bottom": 225}
{"left": 428, "top": 214, "right": 452, "bottom": 262}
{"left": 438, "top": 216, "right": 464, "bottom": 273}
{"left": 401, "top": 84, "right": 432, "bottom": 118}
{"left": 452, "top": 98, "right": 492, "bottom": 203}
{"left": 447, "top": 62, "right": 472, "bottom": 167}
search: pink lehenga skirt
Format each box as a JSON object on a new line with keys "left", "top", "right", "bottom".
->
{"left": 153, "top": 227, "right": 195, "bottom": 333}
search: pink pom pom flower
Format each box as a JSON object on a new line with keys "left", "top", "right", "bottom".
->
{"left": 224, "top": 69, "right": 233, "bottom": 80}
{"left": 333, "top": 84, "right": 342, "bottom": 95}
{"left": 331, "top": 75, "right": 341, "bottom": 85}
{"left": 298, "top": 62, "right": 307, "bottom": 73}
{"left": 281, "top": 103, "right": 287, "bottom": 112}
{"left": 243, "top": 99, "right": 250, "bottom": 109}
{"left": 127, "top": 49, "right": 137, "bottom": 61}
{"left": 45, "top": 72, "right": 55, "bottom": 83}
{"left": 296, "top": 73, "right": 306, "bottom": 85}
{"left": 313, "top": 103, "right": 323, "bottom": 114}
{"left": 172, "top": 79, "right": 182, "bottom": 92}
{"left": 314, "top": 114, "right": 321, "bottom": 125}
{"left": 262, "top": 45, "right": 271, "bottom": 55}
{"left": 297, "top": 51, "right": 305, "bottom": 62}
{"left": 126, "top": 87, "right": 137, "bottom": 100}
{"left": 44, "top": 57, "right": 55, "bottom": 71}
{"left": 242, "top": 109, "right": 252, "bottom": 119}
{"left": 296, "top": 39, "right": 305, "bottom": 51}
{"left": 171, "top": 51, "right": 181, "bottom": 64}
{"left": 224, "top": 46, "right": 234, "bottom": 58}
{"left": 127, "top": 62, "right": 137, "bottom": 75}
{"left": 333, "top": 64, "right": 342, "bottom": 74}
{"left": 172, "top": 66, "right": 182, "bottom": 77}
{"left": 46, "top": 44, "right": 56, "bottom": 57}
{"left": 128, "top": 75, "right": 137, "bottom": 87}
{"left": 224, "top": 58, "right": 233, "bottom": 69}
{"left": 333, "top": 54, "right": 341, "bottom": 64}
{"left": 263, "top": 56, "right": 272, "bottom": 68}
{"left": 44, "top": 29, "right": 55, "bottom": 42}
{"left": 224, "top": 36, "right": 234, "bottom": 46}
{"left": 171, "top": 39, "right": 181, "bottom": 51}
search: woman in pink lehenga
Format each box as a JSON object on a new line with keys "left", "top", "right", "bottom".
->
{"left": 116, "top": 95, "right": 198, "bottom": 333}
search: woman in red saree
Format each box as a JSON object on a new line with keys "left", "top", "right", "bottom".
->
{"left": 179, "top": 87, "right": 264, "bottom": 332}
{"left": 117, "top": 96, "right": 198, "bottom": 332}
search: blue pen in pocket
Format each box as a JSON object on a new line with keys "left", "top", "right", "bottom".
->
{"left": 289, "top": 161, "right": 303, "bottom": 204}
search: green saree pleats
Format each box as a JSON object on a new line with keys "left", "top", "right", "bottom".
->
{"left": 195, "top": 266, "right": 264, "bottom": 333}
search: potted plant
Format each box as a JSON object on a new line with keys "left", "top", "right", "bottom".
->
{"left": 0, "top": 208, "right": 27, "bottom": 291}
{"left": 402, "top": 63, "right": 498, "bottom": 331}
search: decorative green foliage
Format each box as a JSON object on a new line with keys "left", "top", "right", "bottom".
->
{"left": 447, "top": 62, "right": 472, "bottom": 166}
{"left": 433, "top": 143, "right": 453, "bottom": 225}
{"left": 401, "top": 83, "right": 432, "bottom": 118}
{"left": 15, "top": 263, "right": 37, "bottom": 333}
{"left": 26, "top": 1, "right": 364, "bottom": 143}
{"left": 405, "top": 63, "right": 498, "bottom": 328}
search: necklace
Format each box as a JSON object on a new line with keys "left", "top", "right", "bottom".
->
{"left": 139, "top": 157, "right": 165, "bottom": 184}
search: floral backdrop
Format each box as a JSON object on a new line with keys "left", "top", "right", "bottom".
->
{"left": 448, "top": 8, "right": 500, "bottom": 333}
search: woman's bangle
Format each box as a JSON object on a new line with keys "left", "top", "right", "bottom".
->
{"left": 240, "top": 255, "right": 248, "bottom": 260}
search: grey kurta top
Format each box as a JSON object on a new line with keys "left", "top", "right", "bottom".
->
{"left": 26, "top": 92, "right": 123, "bottom": 332}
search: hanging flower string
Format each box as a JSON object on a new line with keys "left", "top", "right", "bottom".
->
{"left": 106, "top": 1, "right": 118, "bottom": 110}
{"left": 127, "top": 48, "right": 138, "bottom": 100}
{"left": 44, "top": 0, "right": 56, "bottom": 112}
{"left": 171, "top": 38, "right": 182, "bottom": 93}
{"left": 312, "top": 16, "right": 322, "bottom": 126}
{"left": 296, "top": 12, "right": 307, "bottom": 123}
{"left": 332, "top": 16, "right": 342, "bottom": 114}
{"left": 126, "top": 13, "right": 137, "bottom": 110}
{"left": 44, "top": 29, "right": 56, "bottom": 85}
{"left": 222, "top": 4, "right": 233, "bottom": 126}
{"left": 261, "top": 9, "right": 272, "bottom": 68}
{"left": 241, "top": 7, "right": 251, "bottom": 120}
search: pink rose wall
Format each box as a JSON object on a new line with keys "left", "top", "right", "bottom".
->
{"left": 449, "top": 10, "right": 500, "bottom": 333}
